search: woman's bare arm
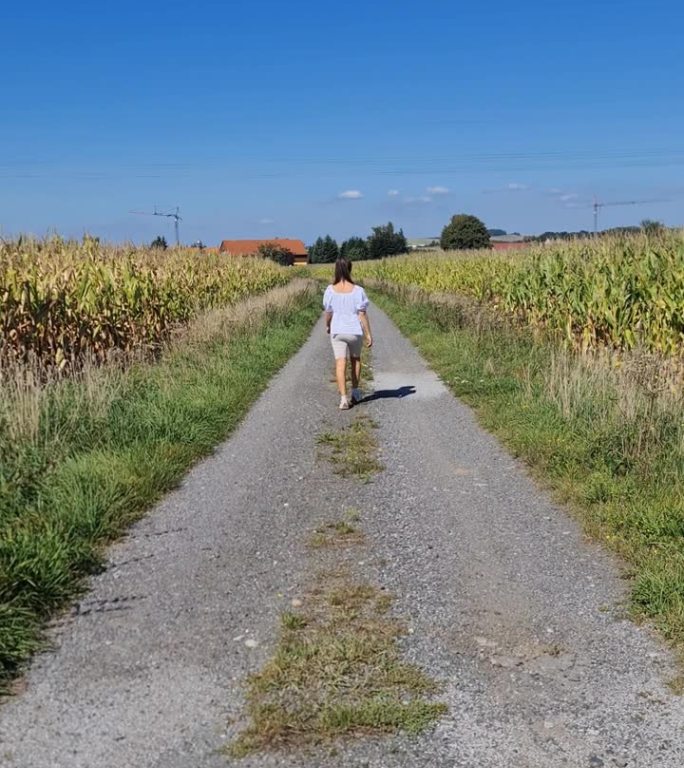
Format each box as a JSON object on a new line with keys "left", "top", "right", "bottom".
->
{"left": 358, "top": 311, "right": 373, "bottom": 347}
{"left": 324, "top": 310, "right": 333, "bottom": 334}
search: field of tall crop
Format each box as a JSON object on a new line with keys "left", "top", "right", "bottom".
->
{"left": 0, "top": 236, "right": 289, "bottom": 372}
{"left": 355, "top": 231, "right": 684, "bottom": 356}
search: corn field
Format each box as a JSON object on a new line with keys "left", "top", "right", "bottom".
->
{"left": 355, "top": 232, "right": 684, "bottom": 356}
{"left": 0, "top": 236, "right": 289, "bottom": 370}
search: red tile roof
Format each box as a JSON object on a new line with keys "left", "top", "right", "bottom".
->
{"left": 219, "top": 239, "right": 308, "bottom": 257}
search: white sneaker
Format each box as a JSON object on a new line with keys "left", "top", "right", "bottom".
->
{"left": 351, "top": 388, "right": 363, "bottom": 404}
{"left": 339, "top": 395, "right": 350, "bottom": 410}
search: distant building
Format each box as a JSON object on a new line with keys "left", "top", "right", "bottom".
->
{"left": 407, "top": 237, "right": 440, "bottom": 250}
{"left": 490, "top": 234, "right": 526, "bottom": 243}
{"left": 218, "top": 238, "right": 308, "bottom": 265}
{"left": 490, "top": 234, "right": 530, "bottom": 251}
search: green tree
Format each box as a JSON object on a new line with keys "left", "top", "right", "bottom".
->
{"left": 150, "top": 235, "right": 168, "bottom": 250}
{"left": 440, "top": 214, "right": 490, "bottom": 250}
{"left": 309, "top": 235, "right": 339, "bottom": 263}
{"left": 258, "top": 242, "right": 295, "bottom": 266}
{"left": 641, "top": 219, "right": 665, "bottom": 236}
{"left": 367, "top": 222, "right": 408, "bottom": 260}
{"left": 340, "top": 236, "right": 369, "bottom": 261}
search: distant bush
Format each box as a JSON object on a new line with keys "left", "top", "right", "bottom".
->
{"left": 258, "top": 242, "right": 295, "bottom": 266}
{"left": 641, "top": 219, "right": 665, "bottom": 236}
{"left": 440, "top": 214, "right": 490, "bottom": 251}
{"left": 151, "top": 235, "right": 168, "bottom": 250}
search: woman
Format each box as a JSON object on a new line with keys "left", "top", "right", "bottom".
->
{"left": 323, "top": 258, "right": 373, "bottom": 410}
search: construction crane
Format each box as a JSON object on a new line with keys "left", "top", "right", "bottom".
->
{"left": 130, "top": 206, "right": 182, "bottom": 246}
{"left": 591, "top": 198, "right": 664, "bottom": 234}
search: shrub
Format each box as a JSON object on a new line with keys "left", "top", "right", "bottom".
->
{"left": 258, "top": 243, "right": 295, "bottom": 266}
{"left": 440, "top": 214, "right": 490, "bottom": 250}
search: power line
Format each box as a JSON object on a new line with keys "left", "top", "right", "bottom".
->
{"left": 3, "top": 147, "right": 684, "bottom": 179}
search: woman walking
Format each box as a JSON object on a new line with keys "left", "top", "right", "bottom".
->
{"left": 323, "top": 258, "right": 373, "bottom": 410}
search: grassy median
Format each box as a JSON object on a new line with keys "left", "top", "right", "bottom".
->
{"left": 0, "top": 281, "right": 320, "bottom": 689}
{"left": 372, "top": 286, "right": 684, "bottom": 663}
{"left": 230, "top": 509, "right": 446, "bottom": 757}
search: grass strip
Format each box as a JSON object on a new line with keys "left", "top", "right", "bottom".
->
{"left": 307, "top": 514, "right": 365, "bottom": 549}
{"left": 229, "top": 568, "right": 446, "bottom": 757}
{"left": 372, "top": 287, "right": 684, "bottom": 663}
{"left": 317, "top": 416, "right": 383, "bottom": 482}
{"left": 0, "top": 281, "right": 320, "bottom": 689}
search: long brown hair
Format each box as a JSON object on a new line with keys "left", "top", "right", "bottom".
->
{"left": 333, "top": 257, "right": 354, "bottom": 284}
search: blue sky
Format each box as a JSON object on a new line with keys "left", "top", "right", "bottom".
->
{"left": 2, "top": 0, "right": 683, "bottom": 244}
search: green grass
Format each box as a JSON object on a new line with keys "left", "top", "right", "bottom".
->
{"left": 0, "top": 284, "right": 320, "bottom": 688}
{"left": 372, "top": 288, "right": 684, "bottom": 656}
{"left": 229, "top": 569, "right": 446, "bottom": 757}
{"left": 317, "top": 416, "right": 384, "bottom": 481}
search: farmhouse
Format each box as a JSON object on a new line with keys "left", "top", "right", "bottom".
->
{"left": 219, "top": 238, "right": 308, "bottom": 265}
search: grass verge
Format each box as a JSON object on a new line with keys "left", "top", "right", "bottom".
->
{"left": 0, "top": 281, "right": 320, "bottom": 689}
{"left": 317, "top": 416, "right": 383, "bottom": 481}
{"left": 372, "top": 286, "right": 684, "bottom": 661}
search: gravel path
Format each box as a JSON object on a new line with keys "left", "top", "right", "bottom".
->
{"left": 1, "top": 305, "right": 683, "bottom": 767}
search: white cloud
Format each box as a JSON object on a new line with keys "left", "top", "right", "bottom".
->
{"left": 560, "top": 193, "right": 579, "bottom": 202}
{"left": 507, "top": 182, "right": 528, "bottom": 191}
{"left": 338, "top": 190, "right": 363, "bottom": 200}
{"left": 387, "top": 189, "right": 400, "bottom": 196}
{"left": 426, "top": 185, "right": 449, "bottom": 195}
{"left": 405, "top": 195, "right": 433, "bottom": 204}
{"left": 258, "top": 217, "right": 275, "bottom": 225}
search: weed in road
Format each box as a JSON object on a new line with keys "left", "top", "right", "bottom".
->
{"left": 307, "top": 517, "right": 365, "bottom": 549}
{"left": 229, "top": 569, "right": 445, "bottom": 757}
{"left": 317, "top": 416, "right": 383, "bottom": 481}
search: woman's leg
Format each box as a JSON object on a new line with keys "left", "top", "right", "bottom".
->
{"left": 335, "top": 356, "right": 347, "bottom": 396}
{"left": 350, "top": 356, "right": 361, "bottom": 389}
{"left": 349, "top": 336, "right": 363, "bottom": 391}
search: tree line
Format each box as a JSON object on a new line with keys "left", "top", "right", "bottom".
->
{"left": 153, "top": 214, "right": 668, "bottom": 264}
{"left": 308, "top": 222, "right": 408, "bottom": 263}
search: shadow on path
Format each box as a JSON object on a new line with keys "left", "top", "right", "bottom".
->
{"left": 360, "top": 385, "right": 416, "bottom": 403}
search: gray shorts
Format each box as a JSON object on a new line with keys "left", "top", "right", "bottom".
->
{"left": 331, "top": 333, "right": 363, "bottom": 359}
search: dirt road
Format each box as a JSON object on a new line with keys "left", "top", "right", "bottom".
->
{"left": 1, "top": 306, "right": 682, "bottom": 767}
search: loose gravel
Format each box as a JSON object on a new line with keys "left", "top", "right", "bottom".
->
{"left": 1, "top": 305, "right": 683, "bottom": 767}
